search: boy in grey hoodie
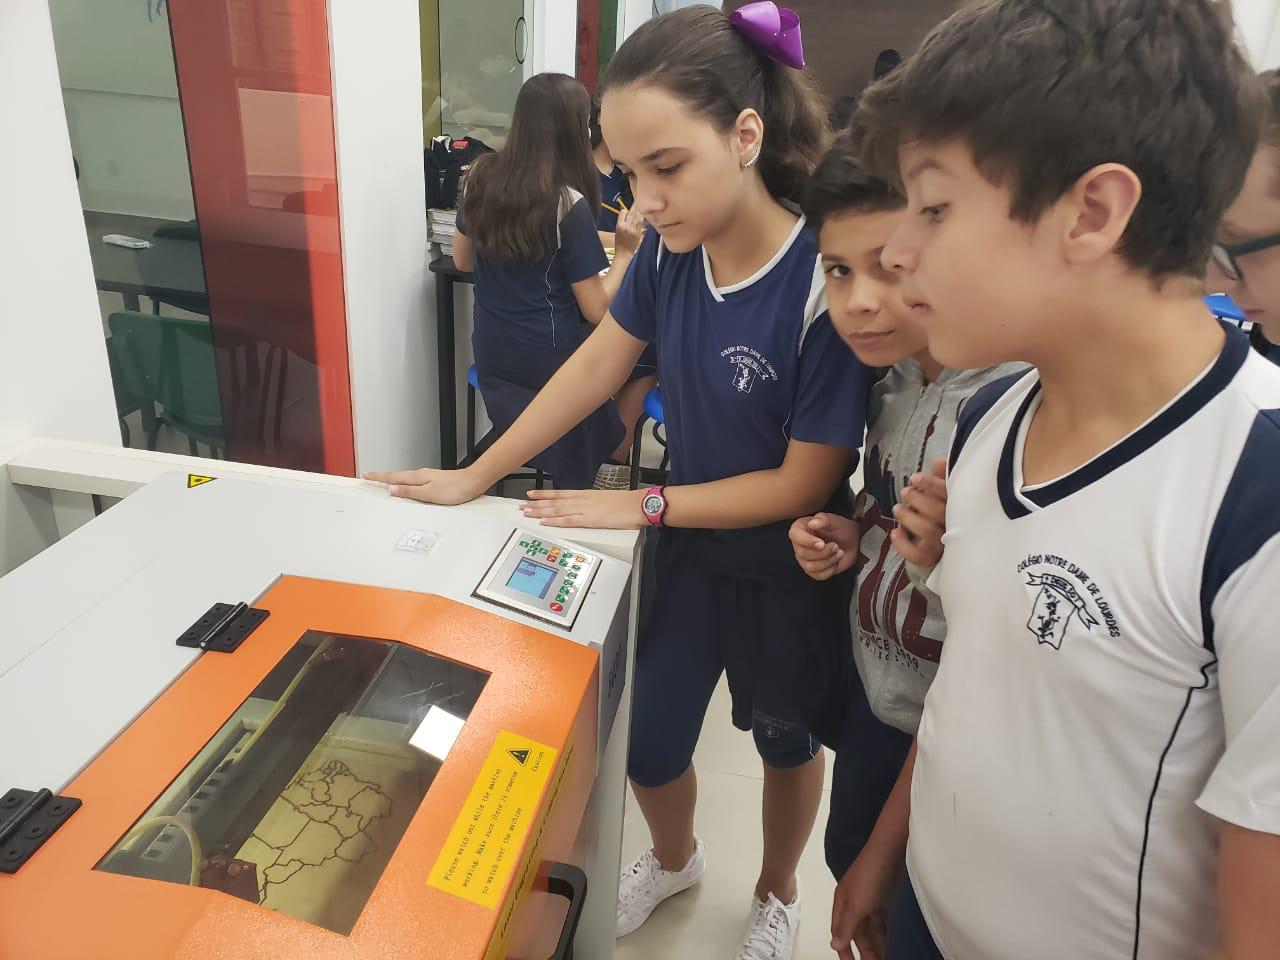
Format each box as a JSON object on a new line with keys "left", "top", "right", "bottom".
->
{"left": 791, "top": 133, "right": 1023, "bottom": 960}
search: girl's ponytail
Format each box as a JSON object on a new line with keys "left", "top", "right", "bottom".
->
{"left": 757, "top": 57, "right": 828, "bottom": 204}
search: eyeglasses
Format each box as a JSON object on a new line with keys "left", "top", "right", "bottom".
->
{"left": 1210, "top": 232, "right": 1280, "bottom": 282}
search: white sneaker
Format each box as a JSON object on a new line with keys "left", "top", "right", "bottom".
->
{"left": 616, "top": 839, "right": 706, "bottom": 938}
{"left": 737, "top": 884, "right": 802, "bottom": 960}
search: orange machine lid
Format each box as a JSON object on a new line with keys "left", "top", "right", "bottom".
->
{"left": 0, "top": 576, "right": 598, "bottom": 960}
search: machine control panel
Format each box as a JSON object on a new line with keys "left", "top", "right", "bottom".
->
{"left": 473, "top": 530, "right": 602, "bottom": 628}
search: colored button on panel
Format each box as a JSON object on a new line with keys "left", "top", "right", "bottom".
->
{"left": 550, "top": 602, "right": 564, "bottom": 613}
{"left": 575, "top": 555, "right": 586, "bottom": 563}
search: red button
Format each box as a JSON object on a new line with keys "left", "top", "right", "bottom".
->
{"left": 550, "top": 602, "right": 564, "bottom": 613}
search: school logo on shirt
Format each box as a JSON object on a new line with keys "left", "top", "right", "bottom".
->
{"left": 720, "top": 345, "right": 779, "bottom": 394}
{"left": 1017, "top": 554, "right": 1121, "bottom": 649}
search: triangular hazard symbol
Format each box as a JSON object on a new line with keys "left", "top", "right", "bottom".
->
{"left": 187, "top": 474, "right": 216, "bottom": 489}
{"left": 508, "top": 748, "right": 530, "bottom": 766}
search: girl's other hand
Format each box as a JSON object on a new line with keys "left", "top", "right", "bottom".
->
{"left": 520, "top": 488, "right": 647, "bottom": 529}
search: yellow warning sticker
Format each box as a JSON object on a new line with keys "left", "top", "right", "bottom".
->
{"left": 187, "top": 474, "right": 216, "bottom": 489}
{"left": 428, "top": 730, "right": 559, "bottom": 910}
{"left": 484, "top": 738, "right": 574, "bottom": 960}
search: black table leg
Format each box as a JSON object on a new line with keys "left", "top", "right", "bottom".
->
{"left": 437, "top": 273, "right": 458, "bottom": 469}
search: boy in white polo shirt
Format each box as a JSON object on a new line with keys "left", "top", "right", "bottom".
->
{"left": 850, "top": 0, "right": 1280, "bottom": 957}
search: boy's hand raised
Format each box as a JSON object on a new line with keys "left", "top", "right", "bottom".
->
{"left": 890, "top": 457, "right": 947, "bottom": 568}
{"left": 789, "top": 513, "right": 860, "bottom": 581}
{"left": 363, "top": 466, "right": 487, "bottom": 506}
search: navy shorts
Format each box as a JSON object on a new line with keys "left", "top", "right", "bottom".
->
{"left": 627, "top": 525, "right": 854, "bottom": 788}
{"left": 824, "top": 670, "right": 914, "bottom": 879}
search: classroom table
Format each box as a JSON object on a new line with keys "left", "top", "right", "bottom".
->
{"left": 83, "top": 210, "right": 207, "bottom": 312}
{"left": 429, "top": 254, "right": 475, "bottom": 469}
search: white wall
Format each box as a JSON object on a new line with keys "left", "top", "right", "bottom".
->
{"left": 47, "top": 0, "right": 195, "bottom": 220}
{"left": 328, "top": 0, "right": 438, "bottom": 474}
{"left": 618, "top": 0, "right": 654, "bottom": 42}
{"left": 1, "top": 0, "right": 121, "bottom": 571}
{"left": 530, "top": 0, "right": 579, "bottom": 75}
{"left": 1236, "top": 0, "right": 1280, "bottom": 70}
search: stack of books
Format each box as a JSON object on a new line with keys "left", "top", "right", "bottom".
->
{"left": 428, "top": 208, "right": 458, "bottom": 259}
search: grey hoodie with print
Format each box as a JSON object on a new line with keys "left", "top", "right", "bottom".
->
{"left": 853, "top": 359, "right": 1027, "bottom": 734}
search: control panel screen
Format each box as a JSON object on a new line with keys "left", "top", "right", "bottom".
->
{"left": 506, "top": 558, "right": 557, "bottom": 599}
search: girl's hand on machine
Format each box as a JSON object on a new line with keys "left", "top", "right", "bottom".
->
{"left": 614, "top": 210, "right": 645, "bottom": 255}
{"left": 520, "top": 488, "right": 647, "bottom": 529}
{"left": 363, "top": 466, "right": 487, "bottom": 505}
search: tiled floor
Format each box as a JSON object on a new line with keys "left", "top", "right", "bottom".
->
{"left": 614, "top": 677, "right": 839, "bottom": 960}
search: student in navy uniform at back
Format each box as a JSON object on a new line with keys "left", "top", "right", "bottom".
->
{"left": 592, "top": 93, "right": 635, "bottom": 240}
{"left": 369, "top": 6, "right": 871, "bottom": 956}
{"left": 850, "top": 1, "right": 1280, "bottom": 957}
{"left": 453, "top": 72, "right": 652, "bottom": 488}
{"left": 590, "top": 92, "right": 659, "bottom": 482}
{"left": 1211, "top": 68, "right": 1280, "bottom": 367}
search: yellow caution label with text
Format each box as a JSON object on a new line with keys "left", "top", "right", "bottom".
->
{"left": 427, "top": 730, "right": 559, "bottom": 910}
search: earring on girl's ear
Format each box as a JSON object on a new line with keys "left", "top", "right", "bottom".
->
{"left": 744, "top": 146, "right": 762, "bottom": 169}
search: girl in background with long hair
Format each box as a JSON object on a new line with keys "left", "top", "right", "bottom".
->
{"left": 454, "top": 72, "right": 650, "bottom": 486}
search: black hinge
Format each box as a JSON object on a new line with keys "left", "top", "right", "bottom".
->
{"left": 0, "top": 788, "right": 81, "bottom": 874}
{"left": 177, "top": 602, "right": 269, "bottom": 653}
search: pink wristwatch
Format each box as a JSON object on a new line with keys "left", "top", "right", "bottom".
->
{"left": 641, "top": 486, "right": 668, "bottom": 528}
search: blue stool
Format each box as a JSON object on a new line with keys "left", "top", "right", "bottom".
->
{"left": 464, "top": 364, "right": 547, "bottom": 493}
{"left": 1205, "top": 293, "right": 1247, "bottom": 325}
{"left": 629, "top": 386, "right": 669, "bottom": 490}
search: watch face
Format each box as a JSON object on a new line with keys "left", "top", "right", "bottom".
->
{"left": 642, "top": 494, "right": 664, "bottom": 516}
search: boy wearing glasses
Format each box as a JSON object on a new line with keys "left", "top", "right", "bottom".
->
{"left": 1212, "top": 69, "right": 1280, "bottom": 365}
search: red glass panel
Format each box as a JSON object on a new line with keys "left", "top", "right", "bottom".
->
{"left": 168, "top": 0, "right": 354, "bottom": 474}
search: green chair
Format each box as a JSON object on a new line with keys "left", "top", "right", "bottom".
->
{"left": 107, "top": 311, "right": 226, "bottom": 458}
{"left": 103, "top": 335, "right": 151, "bottom": 448}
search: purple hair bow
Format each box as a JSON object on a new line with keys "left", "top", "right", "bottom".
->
{"left": 730, "top": 1, "right": 805, "bottom": 70}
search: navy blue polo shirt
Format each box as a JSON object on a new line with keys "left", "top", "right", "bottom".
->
{"left": 458, "top": 189, "right": 607, "bottom": 350}
{"left": 610, "top": 219, "right": 869, "bottom": 485}
{"left": 596, "top": 166, "right": 633, "bottom": 232}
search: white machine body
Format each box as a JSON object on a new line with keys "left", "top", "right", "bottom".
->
{"left": 0, "top": 472, "right": 632, "bottom": 793}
